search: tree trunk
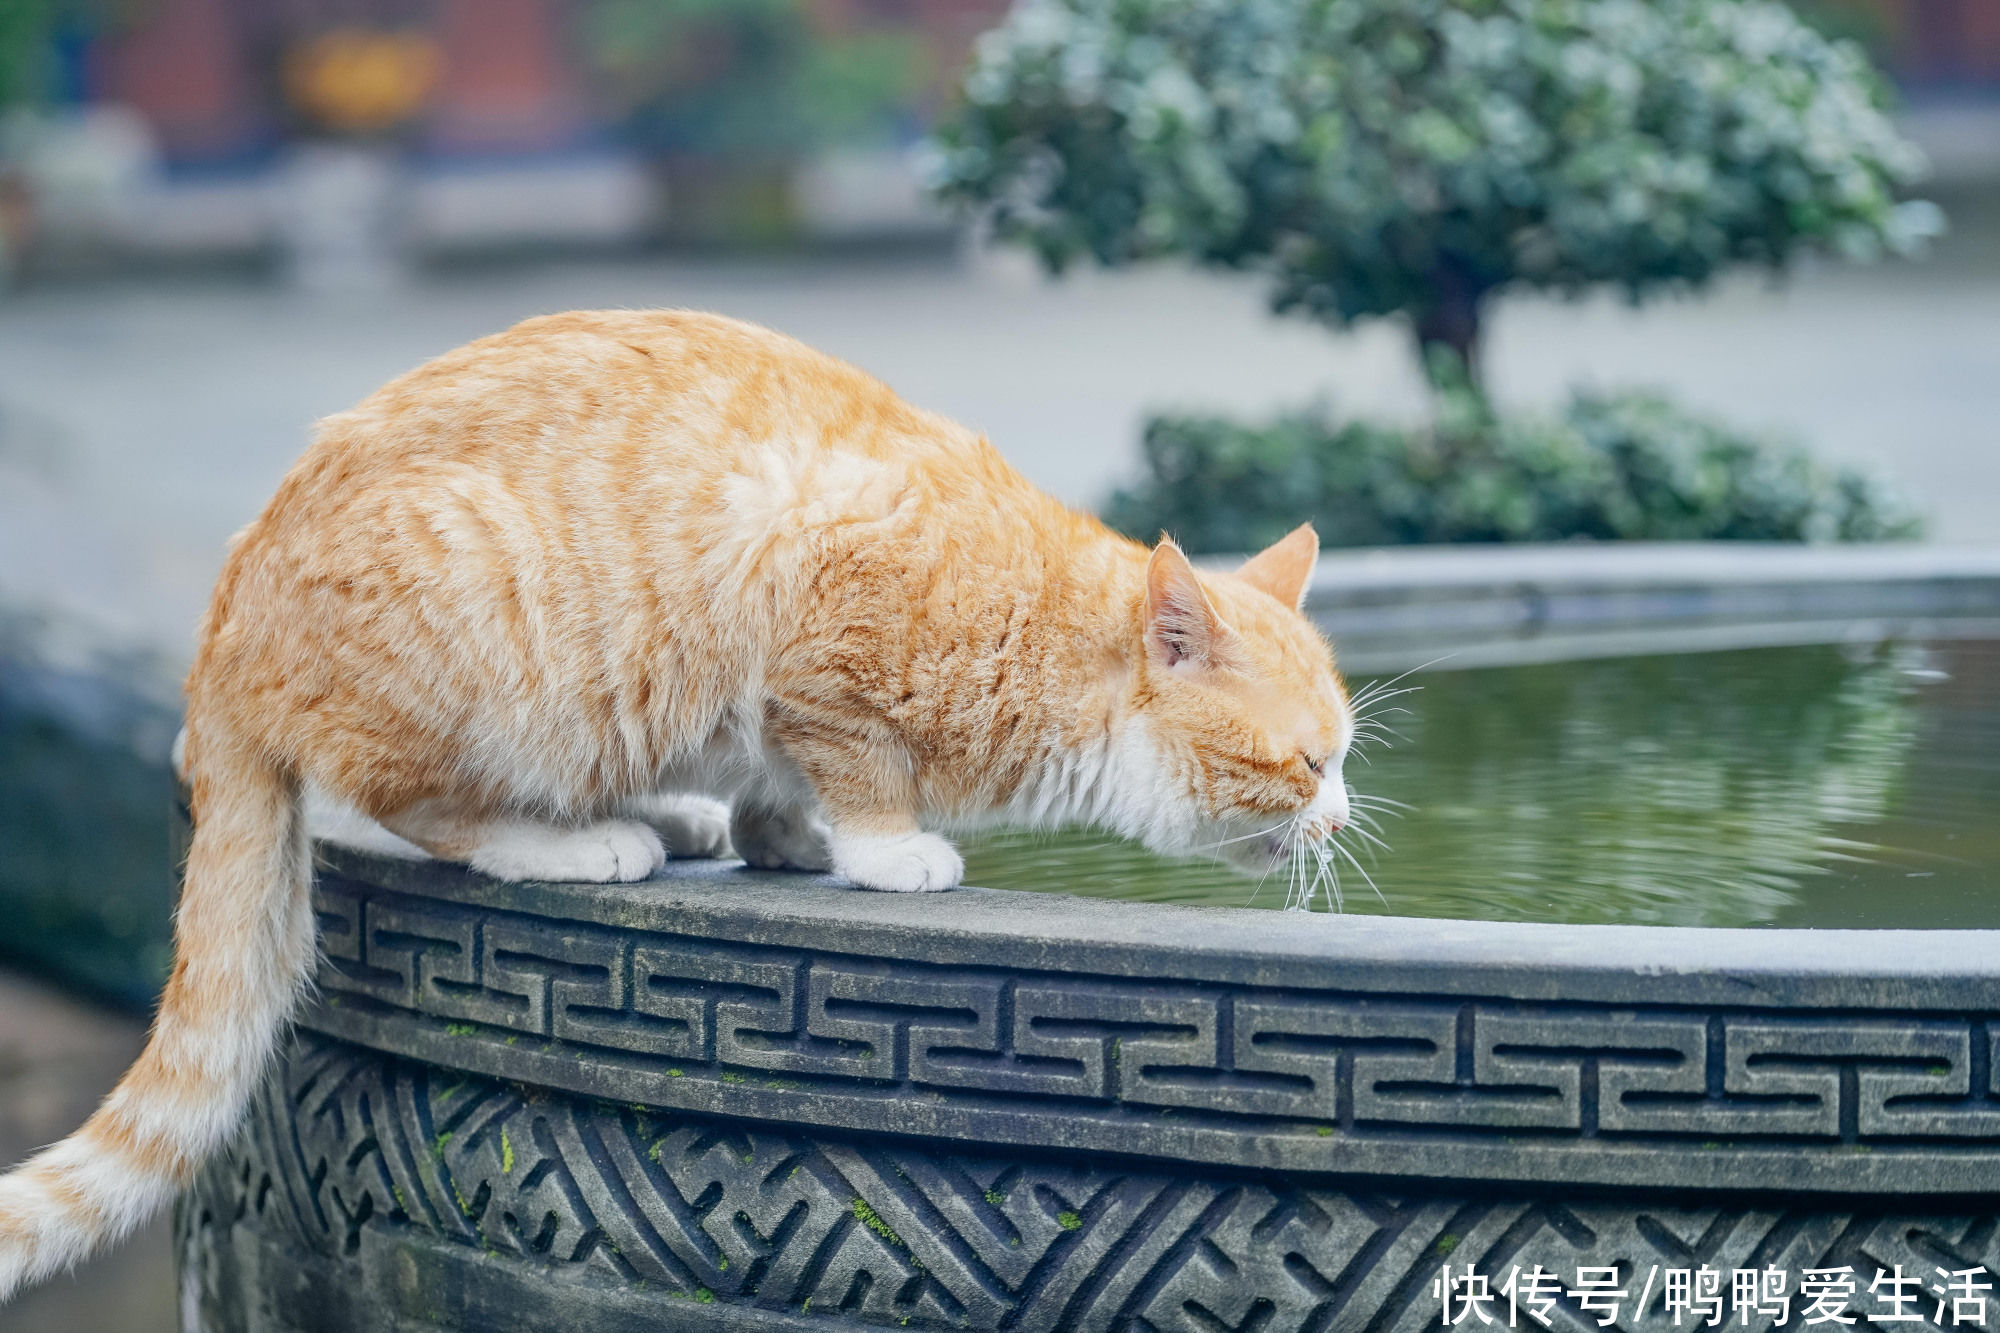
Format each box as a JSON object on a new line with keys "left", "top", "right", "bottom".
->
{"left": 1413, "top": 260, "right": 1489, "bottom": 396}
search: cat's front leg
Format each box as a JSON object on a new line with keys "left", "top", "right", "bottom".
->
{"left": 729, "top": 796, "right": 833, "bottom": 873}
{"left": 766, "top": 712, "right": 964, "bottom": 893}
{"left": 378, "top": 803, "right": 667, "bottom": 883}
{"left": 825, "top": 825, "right": 963, "bottom": 893}
{"left": 620, "top": 792, "right": 733, "bottom": 860}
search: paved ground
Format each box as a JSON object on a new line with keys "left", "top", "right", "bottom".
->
{"left": 0, "top": 969, "right": 175, "bottom": 1332}
{"left": 0, "top": 192, "right": 1995, "bottom": 661}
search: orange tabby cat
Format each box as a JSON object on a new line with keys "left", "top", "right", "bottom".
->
{"left": 0, "top": 310, "right": 1352, "bottom": 1297}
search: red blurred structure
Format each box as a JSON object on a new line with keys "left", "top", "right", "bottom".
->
{"left": 1896, "top": 0, "right": 2000, "bottom": 85}
{"left": 88, "top": 0, "right": 1010, "bottom": 169}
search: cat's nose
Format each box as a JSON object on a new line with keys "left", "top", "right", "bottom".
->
{"left": 1316, "top": 780, "right": 1350, "bottom": 830}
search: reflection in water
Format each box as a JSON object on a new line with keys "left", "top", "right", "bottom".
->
{"left": 961, "top": 640, "right": 2000, "bottom": 929}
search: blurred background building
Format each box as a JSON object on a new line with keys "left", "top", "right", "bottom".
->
{"left": 3, "top": 0, "right": 1013, "bottom": 271}
{"left": 2, "top": 0, "right": 1994, "bottom": 274}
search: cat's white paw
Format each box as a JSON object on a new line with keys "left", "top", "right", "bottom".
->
{"left": 623, "top": 793, "right": 733, "bottom": 859}
{"left": 468, "top": 820, "right": 665, "bottom": 883}
{"left": 829, "top": 831, "right": 963, "bottom": 893}
{"left": 731, "top": 801, "right": 833, "bottom": 872}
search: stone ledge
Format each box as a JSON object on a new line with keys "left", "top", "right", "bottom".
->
{"left": 300, "top": 850, "right": 2000, "bottom": 1196}
{"left": 1289, "top": 542, "right": 2000, "bottom": 670}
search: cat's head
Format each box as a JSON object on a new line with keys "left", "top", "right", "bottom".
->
{"left": 1119, "top": 525, "right": 1353, "bottom": 875}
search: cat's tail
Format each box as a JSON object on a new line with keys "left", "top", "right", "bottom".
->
{"left": 0, "top": 716, "right": 312, "bottom": 1301}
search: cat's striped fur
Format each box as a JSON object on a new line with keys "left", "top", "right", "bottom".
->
{"left": 0, "top": 310, "right": 1351, "bottom": 1297}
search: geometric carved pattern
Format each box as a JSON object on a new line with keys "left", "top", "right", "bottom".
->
{"left": 303, "top": 873, "right": 2000, "bottom": 1194}
{"left": 182, "top": 1034, "right": 2000, "bottom": 1332}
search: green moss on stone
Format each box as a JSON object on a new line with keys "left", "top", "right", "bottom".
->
{"left": 852, "top": 1198, "right": 903, "bottom": 1247}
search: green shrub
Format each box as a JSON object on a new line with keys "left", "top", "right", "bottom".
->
{"left": 1103, "top": 388, "right": 1923, "bottom": 552}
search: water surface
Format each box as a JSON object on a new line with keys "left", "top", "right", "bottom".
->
{"left": 960, "top": 639, "right": 2000, "bottom": 928}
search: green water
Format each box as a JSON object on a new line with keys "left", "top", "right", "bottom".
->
{"left": 960, "top": 639, "right": 2000, "bottom": 929}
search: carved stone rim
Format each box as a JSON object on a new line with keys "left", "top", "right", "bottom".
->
{"left": 302, "top": 847, "right": 2000, "bottom": 1196}
{"left": 322, "top": 845, "right": 2000, "bottom": 1011}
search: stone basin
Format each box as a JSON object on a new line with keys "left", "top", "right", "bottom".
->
{"left": 175, "top": 544, "right": 2000, "bottom": 1332}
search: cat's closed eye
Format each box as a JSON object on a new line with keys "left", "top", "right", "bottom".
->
{"left": 1303, "top": 755, "right": 1327, "bottom": 777}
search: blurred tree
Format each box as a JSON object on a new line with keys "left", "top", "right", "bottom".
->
{"left": 582, "top": 0, "right": 927, "bottom": 164}
{"left": 933, "top": 0, "right": 1941, "bottom": 392}
{"left": 0, "top": 0, "right": 105, "bottom": 109}
{"left": 0, "top": 0, "right": 60, "bottom": 109}
{"left": 0, "top": 2, "right": 130, "bottom": 284}
{"left": 1784, "top": 0, "right": 1899, "bottom": 61}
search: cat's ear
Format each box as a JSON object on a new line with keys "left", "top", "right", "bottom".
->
{"left": 1237, "top": 523, "right": 1318, "bottom": 610}
{"left": 1145, "top": 538, "right": 1226, "bottom": 673}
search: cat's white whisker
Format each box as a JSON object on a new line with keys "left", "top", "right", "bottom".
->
{"left": 1328, "top": 835, "right": 1387, "bottom": 905}
{"left": 1277, "top": 828, "right": 1304, "bottom": 910}
{"left": 1189, "top": 817, "right": 1294, "bottom": 854}
{"left": 1345, "top": 823, "right": 1393, "bottom": 856}
{"left": 1348, "top": 653, "right": 1454, "bottom": 706}
{"left": 1352, "top": 691, "right": 1421, "bottom": 717}
{"left": 1312, "top": 838, "right": 1343, "bottom": 913}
